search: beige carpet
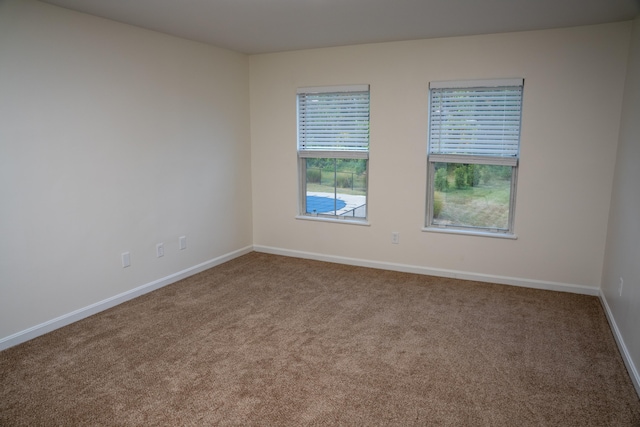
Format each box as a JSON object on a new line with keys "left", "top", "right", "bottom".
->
{"left": 1, "top": 252, "right": 639, "bottom": 426}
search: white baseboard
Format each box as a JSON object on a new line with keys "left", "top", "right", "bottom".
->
{"left": 599, "top": 291, "right": 640, "bottom": 396}
{"left": 6, "top": 244, "right": 634, "bottom": 397}
{"left": 0, "top": 244, "right": 603, "bottom": 351}
{"left": 253, "top": 245, "right": 600, "bottom": 296}
{"left": 0, "top": 245, "right": 253, "bottom": 352}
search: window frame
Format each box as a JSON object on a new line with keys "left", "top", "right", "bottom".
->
{"left": 425, "top": 79, "right": 524, "bottom": 237}
{"left": 296, "top": 85, "right": 370, "bottom": 223}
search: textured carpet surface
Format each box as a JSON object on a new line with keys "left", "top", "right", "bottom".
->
{"left": 1, "top": 252, "right": 639, "bottom": 426}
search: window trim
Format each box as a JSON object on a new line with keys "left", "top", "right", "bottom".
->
{"left": 425, "top": 79, "right": 523, "bottom": 237}
{"left": 296, "top": 85, "right": 370, "bottom": 223}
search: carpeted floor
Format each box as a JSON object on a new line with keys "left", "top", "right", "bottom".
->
{"left": 1, "top": 252, "right": 639, "bottom": 426}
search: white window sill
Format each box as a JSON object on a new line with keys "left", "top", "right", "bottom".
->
{"left": 296, "top": 215, "right": 370, "bottom": 226}
{"left": 422, "top": 226, "right": 517, "bottom": 240}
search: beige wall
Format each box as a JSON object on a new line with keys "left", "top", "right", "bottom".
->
{"left": 601, "top": 15, "right": 640, "bottom": 390}
{"left": 0, "top": 0, "right": 252, "bottom": 339}
{"left": 250, "top": 23, "right": 631, "bottom": 289}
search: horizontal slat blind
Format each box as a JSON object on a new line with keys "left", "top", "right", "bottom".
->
{"left": 429, "top": 83, "right": 523, "bottom": 158}
{"left": 298, "top": 87, "right": 370, "bottom": 154}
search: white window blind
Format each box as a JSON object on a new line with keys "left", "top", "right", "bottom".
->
{"left": 298, "top": 85, "right": 370, "bottom": 159}
{"left": 429, "top": 80, "right": 523, "bottom": 164}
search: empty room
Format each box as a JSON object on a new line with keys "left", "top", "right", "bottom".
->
{"left": 1, "top": 0, "right": 640, "bottom": 424}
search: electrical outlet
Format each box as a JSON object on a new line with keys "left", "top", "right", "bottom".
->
{"left": 392, "top": 232, "right": 400, "bottom": 244}
{"left": 619, "top": 277, "right": 624, "bottom": 297}
{"left": 179, "top": 236, "right": 187, "bottom": 250}
{"left": 156, "top": 243, "right": 164, "bottom": 258}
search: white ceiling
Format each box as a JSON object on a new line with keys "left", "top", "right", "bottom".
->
{"left": 40, "top": 0, "right": 639, "bottom": 54}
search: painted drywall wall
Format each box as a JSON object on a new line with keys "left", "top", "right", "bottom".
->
{"left": 601, "top": 15, "right": 640, "bottom": 390}
{"left": 0, "top": 0, "right": 252, "bottom": 340}
{"left": 250, "top": 23, "right": 631, "bottom": 290}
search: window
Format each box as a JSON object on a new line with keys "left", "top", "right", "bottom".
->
{"left": 297, "top": 85, "right": 370, "bottom": 221}
{"left": 426, "top": 79, "right": 523, "bottom": 236}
